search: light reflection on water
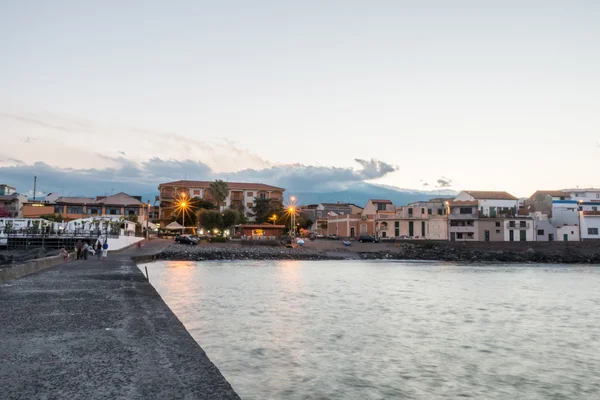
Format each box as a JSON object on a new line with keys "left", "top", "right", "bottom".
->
{"left": 143, "top": 260, "right": 600, "bottom": 400}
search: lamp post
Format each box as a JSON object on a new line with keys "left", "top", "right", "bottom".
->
{"left": 181, "top": 193, "right": 187, "bottom": 235}
{"left": 146, "top": 200, "right": 150, "bottom": 240}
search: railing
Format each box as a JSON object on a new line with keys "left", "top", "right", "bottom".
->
{"left": 508, "top": 223, "right": 531, "bottom": 229}
{"left": 583, "top": 211, "right": 600, "bottom": 216}
{"left": 448, "top": 214, "right": 478, "bottom": 219}
{"left": 241, "top": 235, "right": 278, "bottom": 240}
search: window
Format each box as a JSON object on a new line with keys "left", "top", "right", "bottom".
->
{"left": 495, "top": 229, "right": 500, "bottom": 234}
{"left": 597, "top": 194, "right": 600, "bottom": 198}
{"left": 421, "top": 208, "right": 425, "bottom": 214}
{"left": 67, "top": 206, "right": 83, "bottom": 214}
{"left": 437, "top": 209, "right": 443, "bottom": 215}
{"left": 537, "top": 229, "right": 545, "bottom": 236}
{"left": 259, "top": 193, "right": 266, "bottom": 200}
{"left": 428, "top": 208, "right": 432, "bottom": 215}
{"left": 247, "top": 192, "right": 253, "bottom": 197}
{"left": 509, "top": 221, "right": 516, "bottom": 228}
{"left": 408, "top": 208, "right": 413, "bottom": 215}
{"left": 519, "top": 221, "right": 526, "bottom": 228}
{"left": 87, "top": 208, "right": 100, "bottom": 214}
{"left": 495, "top": 221, "right": 500, "bottom": 227}
{"left": 459, "top": 207, "right": 472, "bottom": 214}
{"left": 394, "top": 221, "right": 399, "bottom": 237}
{"left": 457, "top": 233, "right": 463, "bottom": 239}
{"left": 193, "top": 189, "right": 201, "bottom": 196}
{"left": 589, "top": 228, "right": 599, "bottom": 235}
{"left": 106, "top": 207, "right": 121, "bottom": 215}
{"left": 593, "top": 207, "right": 598, "bottom": 211}
{"left": 54, "top": 205, "right": 63, "bottom": 213}
{"left": 125, "top": 208, "right": 139, "bottom": 216}
{"left": 377, "top": 203, "right": 386, "bottom": 211}
{"left": 421, "top": 221, "right": 425, "bottom": 236}
{"left": 246, "top": 202, "right": 253, "bottom": 208}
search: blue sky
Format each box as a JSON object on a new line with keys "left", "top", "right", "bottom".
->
{"left": 1, "top": 0, "right": 599, "bottom": 198}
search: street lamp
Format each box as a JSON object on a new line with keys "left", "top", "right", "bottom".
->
{"left": 271, "top": 214, "right": 277, "bottom": 225}
{"left": 178, "top": 192, "right": 188, "bottom": 235}
{"left": 146, "top": 200, "right": 150, "bottom": 240}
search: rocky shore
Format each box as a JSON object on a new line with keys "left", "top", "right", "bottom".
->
{"left": 158, "top": 242, "right": 600, "bottom": 264}
{"left": 158, "top": 244, "right": 346, "bottom": 261}
{"left": 358, "top": 243, "right": 600, "bottom": 264}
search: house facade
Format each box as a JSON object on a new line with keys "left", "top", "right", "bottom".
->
{"left": 0, "top": 192, "right": 28, "bottom": 218}
{"left": 22, "top": 192, "right": 149, "bottom": 223}
{"left": 376, "top": 200, "right": 448, "bottom": 240}
{"left": 158, "top": 180, "right": 285, "bottom": 224}
{"left": 300, "top": 202, "right": 363, "bottom": 235}
{"left": 448, "top": 191, "right": 525, "bottom": 241}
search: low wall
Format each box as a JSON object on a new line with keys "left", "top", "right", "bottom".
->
{"left": 0, "top": 252, "right": 74, "bottom": 284}
{"left": 107, "top": 235, "right": 144, "bottom": 251}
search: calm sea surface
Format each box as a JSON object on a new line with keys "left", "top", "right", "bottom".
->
{"left": 142, "top": 260, "right": 600, "bottom": 400}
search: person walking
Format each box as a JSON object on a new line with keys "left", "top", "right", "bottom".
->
{"left": 81, "top": 241, "right": 88, "bottom": 260}
{"left": 102, "top": 240, "right": 109, "bottom": 261}
{"left": 96, "top": 241, "right": 102, "bottom": 260}
{"left": 75, "top": 239, "right": 83, "bottom": 260}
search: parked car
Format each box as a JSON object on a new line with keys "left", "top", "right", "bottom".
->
{"left": 328, "top": 234, "right": 340, "bottom": 240}
{"left": 358, "top": 235, "right": 378, "bottom": 243}
{"left": 175, "top": 234, "right": 199, "bottom": 245}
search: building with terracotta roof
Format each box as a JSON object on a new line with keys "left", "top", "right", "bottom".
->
{"left": 21, "top": 192, "right": 149, "bottom": 223}
{"left": 157, "top": 180, "right": 285, "bottom": 223}
{"left": 375, "top": 199, "right": 448, "bottom": 240}
{"left": 448, "top": 190, "right": 533, "bottom": 241}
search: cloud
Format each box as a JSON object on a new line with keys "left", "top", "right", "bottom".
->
{"left": 436, "top": 177, "right": 452, "bottom": 188}
{"left": 0, "top": 112, "right": 71, "bottom": 132}
{"left": 0, "top": 158, "right": 397, "bottom": 200}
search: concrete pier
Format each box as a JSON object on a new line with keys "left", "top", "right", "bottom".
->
{"left": 0, "top": 240, "right": 240, "bottom": 400}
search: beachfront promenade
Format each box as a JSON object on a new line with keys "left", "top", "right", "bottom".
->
{"left": 0, "top": 239, "right": 240, "bottom": 400}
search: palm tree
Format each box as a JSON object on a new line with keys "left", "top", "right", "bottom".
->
{"left": 208, "top": 179, "right": 229, "bottom": 212}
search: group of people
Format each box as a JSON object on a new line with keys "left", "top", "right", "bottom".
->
{"left": 60, "top": 239, "right": 108, "bottom": 262}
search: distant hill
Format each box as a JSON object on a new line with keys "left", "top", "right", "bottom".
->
{"left": 292, "top": 182, "right": 456, "bottom": 207}
{"left": 140, "top": 182, "right": 456, "bottom": 208}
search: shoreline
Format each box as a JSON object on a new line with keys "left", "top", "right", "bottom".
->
{"left": 156, "top": 243, "right": 600, "bottom": 264}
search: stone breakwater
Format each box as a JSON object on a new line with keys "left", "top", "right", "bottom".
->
{"left": 159, "top": 244, "right": 346, "bottom": 261}
{"left": 359, "top": 243, "right": 600, "bottom": 264}
{"left": 158, "top": 243, "right": 600, "bottom": 264}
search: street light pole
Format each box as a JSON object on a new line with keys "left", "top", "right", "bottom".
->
{"left": 146, "top": 200, "right": 150, "bottom": 240}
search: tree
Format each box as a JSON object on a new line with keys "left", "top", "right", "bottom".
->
{"left": 198, "top": 209, "right": 222, "bottom": 232}
{"left": 250, "top": 198, "right": 283, "bottom": 224}
{"left": 221, "top": 209, "right": 239, "bottom": 231}
{"left": 221, "top": 208, "right": 247, "bottom": 231}
{"left": 126, "top": 214, "right": 139, "bottom": 223}
{"left": 208, "top": 180, "right": 229, "bottom": 212}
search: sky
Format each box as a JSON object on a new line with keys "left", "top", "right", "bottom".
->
{"left": 1, "top": 0, "right": 599, "bottom": 198}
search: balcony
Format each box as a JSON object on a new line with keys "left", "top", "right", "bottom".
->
{"left": 583, "top": 211, "right": 600, "bottom": 216}
{"left": 161, "top": 190, "right": 176, "bottom": 199}
{"left": 448, "top": 214, "right": 478, "bottom": 220}
{"left": 449, "top": 226, "right": 476, "bottom": 232}
{"left": 507, "top": 222, "right": 531, "bottom": 229}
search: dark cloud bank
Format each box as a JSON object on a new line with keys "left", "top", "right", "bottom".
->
{"left": 0, "top": 158, "right": 404, "bottom": 199}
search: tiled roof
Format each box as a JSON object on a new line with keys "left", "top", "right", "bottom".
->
{"left": 464, "top": 191, "right": 518, "bottom": 200}
{"left": 56, "top": 197, "right": 95, "bottom": 204}
{"left": 160, "top": 180, "right": 284, "bottom": 191}
{"left": 530, "top": 190, "right": 569, "bottom": 198}
{"left": 95, "top": 192, "right": 144, "bottom": 206}
{"left": 370, "top": 199, "right": 393, "bottom": 204}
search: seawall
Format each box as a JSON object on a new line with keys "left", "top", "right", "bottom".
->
{"left": 0, "top": 240, "right": 240, "bottom": 400}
